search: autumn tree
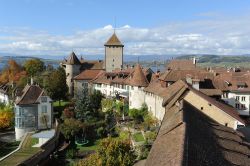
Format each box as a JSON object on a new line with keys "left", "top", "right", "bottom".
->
{"left": 0, "top": 59, "right": 23, "bottom": 83}
{"left": 24, "top": 59, "right": 45, "bottom": 77}
{"left": 0, "top": 105, "right": 14, "bottom": 129}
{"left": 77, "top": 137, "right": 135, "bottom": 166}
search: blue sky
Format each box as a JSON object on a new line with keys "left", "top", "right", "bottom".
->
{"left": 0, "top": 0, "right": 250, "bottom": 56}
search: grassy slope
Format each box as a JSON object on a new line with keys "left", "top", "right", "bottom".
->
{"left": 0, "top": 134, "right": 41, "bottom": 166}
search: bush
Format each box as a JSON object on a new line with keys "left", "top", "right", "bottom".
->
{"left": 0, "top": 105, "right": 14, "bottom": 129}
{"left": 96, "top": 127, "right": 106, "bottom": 138}
{"left": 136, "top": 145, "right": 151, "bottom": 160}
{"left": 144, "top": 131, "right": 157, "bottom": 142}
{"left": 66, "top": 148, "right": 77, "bottom": 159}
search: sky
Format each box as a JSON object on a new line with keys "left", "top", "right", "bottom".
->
{"left": 0, "top": 0, "right": 250, "bottom": 57}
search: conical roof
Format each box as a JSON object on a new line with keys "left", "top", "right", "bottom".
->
{"left": 65, "top": 52, "right": 81, "bottom": 65}
{"left": 129, "top": 64, "right": 149, "bottom": 87}
{"left": 104, "top": 33, "right": 124, "bottom": 46}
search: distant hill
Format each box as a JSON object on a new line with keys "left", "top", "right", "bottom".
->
{"left": 0, "top": 55, "right": 60, "bottom": 71}
{"left": 176, "top": 54, "right": 250, "bottom": 67}
{"left": 0, "top": 52, "right": 250, "bottom": 71}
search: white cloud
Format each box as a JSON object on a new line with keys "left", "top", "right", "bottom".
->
{"left": 0, "top": 14, "right": 250, "bottom": 57}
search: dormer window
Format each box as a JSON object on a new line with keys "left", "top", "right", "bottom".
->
{"left": 237, "top": 82, "right": 247, "bottom": 89}
{"left": 41, "top": 97, "right": 47, "bottom": 102}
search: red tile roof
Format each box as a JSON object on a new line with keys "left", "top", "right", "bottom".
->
{"left": 166, "top": 59, "right": 196, "bottom": 70}
{"left": 127, "top": 64, "right": 149, "bottom": 87}
{"left": 74, "top": 69, "right": 103, "bottom": 80}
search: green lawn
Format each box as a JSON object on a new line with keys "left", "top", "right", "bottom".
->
{"left": 53, "top": 100, "right": 70, "bottom": 107}
{"left": 77, "top": 139, "right": 102, "bottom": 152}
{"left": 119, "top": 131, "right": 130, "bottom": 140}
{"left": 133, "top": 132, "right": 145, "bottom": 142}
{"left": 0, "top": 141, "right": 20, "bottom": 158}
{"left": 0, "top": 134, "right": 41, "bottom": 166}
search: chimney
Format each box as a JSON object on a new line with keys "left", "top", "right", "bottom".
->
{"left": 193, "top": 57, "right": 196, "bottom": 65}
{"left": 31, "top": 77, "right": 34, "bottom": 85}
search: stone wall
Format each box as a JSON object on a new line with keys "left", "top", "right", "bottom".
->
{"left": 184, "top": 91, "right": 241, "bottom": 129}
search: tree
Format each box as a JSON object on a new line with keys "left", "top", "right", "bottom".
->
{"left": 129, "top": 104, "right": 149, "bottom": 124}
{"left": 0, "top": 59, "right": 23, "bottom": 84}
{"left": 0, "top": 105, "right": 14, "bottom": 129}
{"left": 75, "top": 88, "right": 93, "bottom": 122}
{"left": 76, "top": 153, "right": 100, "bottom": 166}
{"left": 60, "top": 118, "right": 83, "bottom": 140}
{"left": 45, "top": 67, "right": 68, "bottom": 103}
{"left": 24, "top": 59, "right": 45, "bottom": 77}
{"left": 75, "top": 89, "right": 103, "bottom": 123}
{"left": 90, "top": 90, "right": 103, "bottom": 112}
{"left": 77, "top": 137, "right": 135, "bottom": 166}
{"left": 101, "top": 98, "right": 114, "bottom": 112}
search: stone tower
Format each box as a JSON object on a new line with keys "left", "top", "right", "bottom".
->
{"left": 104, "top": 33, "right": 124, "bottom": 72}
{"left": 62, "top": 51, "right": 81, "bottom": 96}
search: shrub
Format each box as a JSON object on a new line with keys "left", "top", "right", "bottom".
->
{"left": 66, "top": 148, "right": 77, "bottom": 159}
{"left": 96, "top": 127, "right": 106, "bottom": 138}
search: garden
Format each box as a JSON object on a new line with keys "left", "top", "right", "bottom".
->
{"left": 54, "top": 87, "right": 159, "bottom": 166}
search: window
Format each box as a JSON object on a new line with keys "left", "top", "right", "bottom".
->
{"left": 82, "top": 82, "right": 88, "bottom": 88}
{"left": 41, "top": 97, "right": 47, "bottom": 102}
{"left": 235, "top": 103, "right": 240, "bottom": 109}
{"left": 225, "top": 123, "right": 228, "bottom": 127}
{"left": 42, "top": 105, "right": 47, "bottom": 113}
{"left": 201, "top": 107, "right": 203, "bottom": 110}
{"left": 113, "top": 59, "right": 114, "bottom": 62}
{"left": 19, "top": 108, "right": 24, "bottom": 116}
{"left": 236, "top": 96, "right": 240, "bottom": 101}
{"left": 241, "top": 104, "right": 246, "bottom": 109}
{"left": 242, "top": 96, "right": 246, "bottom": 101}
{"left": 131, "top": 86, "right": 134, "bottom": 90}
{"left": 223, "top": 92, "right": 228, "bottom": 98}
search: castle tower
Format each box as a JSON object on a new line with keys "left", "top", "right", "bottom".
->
{"left": 62, "top": 51, "right": 81, "bottom": 96}
{"left": 104, "top": 33, "right": 124, "bottom": 72}
{"left": 128, "top": 64, "right": 149, "bottom": 109}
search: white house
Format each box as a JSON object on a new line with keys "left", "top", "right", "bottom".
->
{"left": 14, "top": 84, "right": 53, "bottom": 141}
{"left": 213, "top": 72, "right": 250, "bottom": 116}
{"left": 0, "top": 84, "right": 9, "bottom": 104}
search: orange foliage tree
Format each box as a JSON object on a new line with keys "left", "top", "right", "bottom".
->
{"left": 0, "top": 59, "right": 24, "bottom": 84}
{"left": 0, "top": 105, "right": 14, "bottom": 129}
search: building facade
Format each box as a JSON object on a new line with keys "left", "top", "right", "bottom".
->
{"left": 104, "top": 33, "right": 124, "bottom": 72}
{"left": 14, "top": 85, "right": 53, "bottom": 140}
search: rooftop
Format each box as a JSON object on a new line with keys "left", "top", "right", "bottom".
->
{"left": 104, "top": 33, "right": 124, "bottom": 47}
{"left": 145, "top": 100, "right": 250, "bottom": 166}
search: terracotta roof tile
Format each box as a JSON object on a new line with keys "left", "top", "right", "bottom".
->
{"left": 166, "top": 59, "right": 196, "bottom": 70}
{"left": 74, "top": 69, "right": 103, "bottom": 80}
{"left": 145, "top": 100, "right": 250, "bottom": 166}
{"left": 127, "top": 64, "right": 149, "bottom": 87}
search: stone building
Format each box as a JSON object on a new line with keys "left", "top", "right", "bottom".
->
{"left": 61, "top": 52, "right": 103, "bottom": 96}
{"left": 62, "top": 32, "right": 123, "bottom": 96}
{"left": 104, "top": 33, "right": 124, "bottom": 72}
